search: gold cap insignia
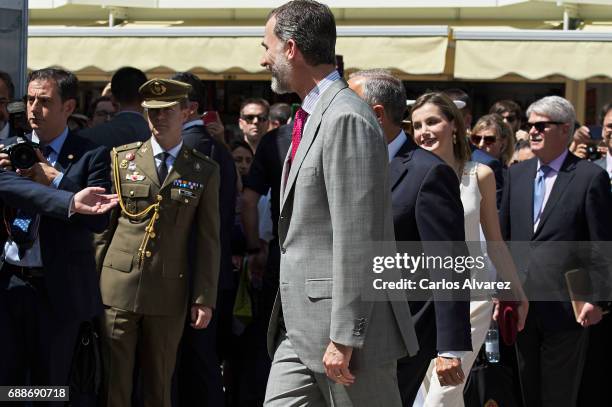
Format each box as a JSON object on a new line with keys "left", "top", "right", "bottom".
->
{"left": 151, "top": 82, "right": 166, "bottom": 96}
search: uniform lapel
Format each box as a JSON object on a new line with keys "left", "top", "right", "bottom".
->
{"left": 135, "top": 139, "right": 160, "bottom": 188}
{"left": 280, "top": 80, "right": 348, "bottom": 211}
{"left": 534, "top": 153, "right": 576, "bottom": 238}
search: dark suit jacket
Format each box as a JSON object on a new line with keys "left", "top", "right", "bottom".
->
{"left": 243, "top": 124, "right": 292, "bottom": 239}
{"left": 1, "top": 132, "right": 110, "bottom": 321}
{"left": 390, "top": 136, "right": 471, "bottom": 354}
{"left": 78, "top": 111, "right": 150, "bottom": 150}
{"left": 500, "top": 152, "right": 612, "bottom": 331}
{"left": 0, "top": 169, "right": 73, "bottom": 220}
{"left": 471, "top": 146, "right": 504, "bottom": 208}
{"left": 182, "top": 124, "right": 236, "bottom": 291}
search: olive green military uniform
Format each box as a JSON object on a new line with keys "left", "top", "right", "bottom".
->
{"left": 95, "top": 79, "right": 220, "bottom": 407}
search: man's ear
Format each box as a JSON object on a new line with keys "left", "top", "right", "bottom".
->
{"left": 188, "top": 101, "right": 199, "bottom": 116}
{"left": 63, "top": 99, "right": 77, "bottom": 117}
{"left": 372, "top": 104, "right": 386, "bottom": 126}
{"left": 285, "top": 39, "right": 297, "bottom": 60}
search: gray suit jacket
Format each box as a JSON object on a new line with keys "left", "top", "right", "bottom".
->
{"left": 268, "top": 79, "right": 419, "bottom": 374}
{"left": 78, "top": 111, "right": 150, "bottom": 150}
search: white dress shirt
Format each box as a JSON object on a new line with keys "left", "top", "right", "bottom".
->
{"left": 150, "top": 136, "right": 183, "bottom": 175}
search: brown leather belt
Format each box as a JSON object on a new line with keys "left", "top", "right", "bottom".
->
{"left": 1, "top": 262, "right": 45, "bottom": 279}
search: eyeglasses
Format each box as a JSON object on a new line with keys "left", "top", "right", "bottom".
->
{"left": 470, "top": 134, "right": 497, "bottom": 146}
{"left": 527, "top": 121, "right": 564, "bottom": 133}
{"left": 241, "top": 114, "right": 268, "bottom": 124}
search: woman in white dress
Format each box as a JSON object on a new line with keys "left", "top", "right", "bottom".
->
{"left": 409, "top": 93, "right": 529, "bottom": 407}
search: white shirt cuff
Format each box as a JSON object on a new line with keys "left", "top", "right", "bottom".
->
{"left": 438, "top": 351, "right": 467, "bottom": 359}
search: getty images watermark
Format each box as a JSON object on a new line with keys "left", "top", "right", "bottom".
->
{"left": 371, "top": 252, "right": 511, "bottom": 291}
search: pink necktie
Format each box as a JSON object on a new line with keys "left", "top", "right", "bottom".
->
{"left": 290, "top": 108, "right": 309, "bottom": 162}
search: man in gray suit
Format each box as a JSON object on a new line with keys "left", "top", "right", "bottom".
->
{"left": 260, "top": 1, "right": 418, "bottom": 405}
{"left": 79, "top": 67, "right": 149, "bottom": 149}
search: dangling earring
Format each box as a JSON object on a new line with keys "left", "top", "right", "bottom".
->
{"left": 453, "top": 132, "right": 457, "bottom": 145}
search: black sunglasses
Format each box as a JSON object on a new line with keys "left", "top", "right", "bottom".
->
{"left": 241, "top": 114, "right": 268, "bottom": 124}
{"left": 527, "top": 121, "right": 564, "bottom": 132}
{"left": 470, "top": 134, "right": 497, "bottom": 146}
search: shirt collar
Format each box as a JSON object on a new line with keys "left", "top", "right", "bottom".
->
{"left": 182, "top": 119, "right": 204, "bottom": 130}
{"left": 387, "top": 130, "right": 407, "bottom": 163}
{"left": 0, "top": 122, "right": 9, "bottom": 139}
{"left": 150, "top": 135, "right": 183, "bottom": 159}
{"left": 537, "top": 149, "right": 568, "bottom": 173}
{"left": 300, "top": 70, "right": 342, "bottom": 115}
{"left": 32, "top": 126, "right": 69, "bottom": 155}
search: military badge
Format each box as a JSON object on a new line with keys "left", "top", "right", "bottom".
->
{"left": 151, "top": 81, "right": 166, "bottom": 96}
{"left": 120, "top": 159, "right": 128, "bottom": 169}
{"left": 126, "top": 173, "right": 146, "bottom": 181}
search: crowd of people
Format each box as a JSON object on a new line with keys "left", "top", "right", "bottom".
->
{"left": 1, "top": 1, "right": 612, "bottom": 406}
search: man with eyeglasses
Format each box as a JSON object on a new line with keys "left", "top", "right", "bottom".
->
{"left": 88, "top": 95, "right": 116, "bottom": 128}
{"left": 238, "top": 98, "right": 270, "bottom": 152}
{"left": 500, "top": 95, "right": 612, "bottom": 407}
{"left": 0, "top": 71, "right": 15, "bottom": 140}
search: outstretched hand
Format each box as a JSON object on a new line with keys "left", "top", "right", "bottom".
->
{"left": 73, "top": 187, "right": 118, "bottom": 215}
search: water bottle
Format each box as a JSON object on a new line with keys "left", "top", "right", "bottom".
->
{"left": 485, "top": 320, "right": 500, "bottom": 363}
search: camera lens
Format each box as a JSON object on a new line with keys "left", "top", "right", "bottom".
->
{"left": 10, "top": 143, "right": 38, "bottom": 169}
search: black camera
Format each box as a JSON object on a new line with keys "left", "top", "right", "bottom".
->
{"left": 586, "top": 144, "right": 602, "bottom": 161}
{"left": 0, "top": 136, "right": 40, "bottom": 170}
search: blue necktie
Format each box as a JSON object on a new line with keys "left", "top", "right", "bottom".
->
{"left": 10, "top": 145, "right": 53, "bottom": 249}
{"left": 533, "top": 165, "right": 552, "bottom": 224}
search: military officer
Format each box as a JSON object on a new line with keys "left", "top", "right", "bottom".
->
{"left": 95, "top": 78, "right": 220, "bottom": 407}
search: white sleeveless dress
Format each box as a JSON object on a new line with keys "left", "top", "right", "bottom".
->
{"left": 420, "top": 161, "right": 495, "bottom": 407}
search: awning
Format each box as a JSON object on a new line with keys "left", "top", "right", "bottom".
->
{"left": 27, "top": 26, "right": 449, "bottom": 77}
{"left": 454, "top": 30, "right": 612, "bottom": 81}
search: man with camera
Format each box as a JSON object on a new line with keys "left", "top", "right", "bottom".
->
{"left": 0, "top": 67, "right": 110, "bottom": 403}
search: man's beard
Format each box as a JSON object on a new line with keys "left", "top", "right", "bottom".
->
{"left": 270, "top": 54, "right": 292, "bottom": 95}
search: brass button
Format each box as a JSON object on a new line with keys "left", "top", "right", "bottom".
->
{"left": 179, "top": 273, "right": 184, "bottom": 278}
{"left": 156, "top": 194, "right": 163, "bottom": 202}
{"left": 150, "top": 232, "right": 156, "bottom": 238}
{"left": 184, "top": 199, "right": 189, "bottom": 204}
{"left": 155, "top": 213, "right": 160, "bottom": 220}
{"left": 145, "top": 251, "right": 152, "bottom": 258}
{"left": 129, "top": 190, "right": 135, "bottom": 197}
{"left": 136, "top": 141, "right": 142, "bottom": 147}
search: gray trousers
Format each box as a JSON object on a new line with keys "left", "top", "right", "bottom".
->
{"left": 264, "top": 331, "right": 402, "bottom": 407}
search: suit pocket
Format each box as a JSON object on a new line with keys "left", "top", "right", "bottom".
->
{"left": 305, "top": 278, "right": 332, "bottom": 299}
{"left": 103, "top": 250, "right": 134, "bottom": 273}
{"left": 298, "top": 166, "right": 318, "bottom": 186}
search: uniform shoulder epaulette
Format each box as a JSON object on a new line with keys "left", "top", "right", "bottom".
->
{"left": 114, "top": 141, "right": 144, "bottom": 152}
{"left": 190, "top": 148, "right": 216, "bottom": 166}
